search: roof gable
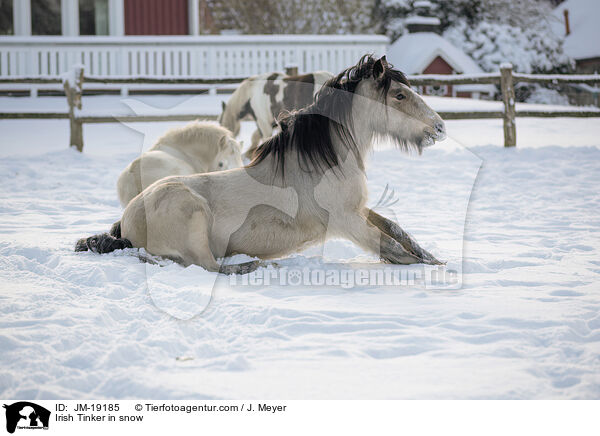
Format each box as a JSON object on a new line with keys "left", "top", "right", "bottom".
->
{"left": 423, "top": 55, "right": 454, "bottom": 74}
{"left": 387, "top": 32, "right": 484, "bottom": 75}
{"left": 387, "top": 32, "right": 495, "bottom": 94}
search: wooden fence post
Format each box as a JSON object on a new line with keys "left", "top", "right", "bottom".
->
{"left": 500, "top": 63, "right": 516, "bottom": 147}
{"left": 285, "top": 65, "right": 299, "bottom": 76}
{"left": 63, "top": 65, "right": 84, "bottom": 152}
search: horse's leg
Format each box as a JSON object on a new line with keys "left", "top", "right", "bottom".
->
{"left": 244, "top": 120, "right": 271, "bottom": 160}
{"left": 219, "top": 260, "right": 265, "bottom": 275}
{"left": 365, "top": 208, "right": 443, "bottom": 265}
{"left": 183, "top": 235, "right": 264, "bottom": 274}
{"left": 244, "top": 129, "right": 262, "bottom": 160}
{"left": 338, "top": 213, "right": 435, "bottom": 265}
{"left": 178, "top": 208, "right": 221, "bottom": 270}
{"left": 336, "top": 214, "right": 421, "bottom": 264}
{"left": 181, "top": 204, "right": 267, "bottom": 275}
{"left": 251, "top": 129, "right": 262, "bottom": 148}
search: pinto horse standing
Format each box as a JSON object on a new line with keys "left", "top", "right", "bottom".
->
{"left": 219, "top": 70, "right": 333, "bottom": 159}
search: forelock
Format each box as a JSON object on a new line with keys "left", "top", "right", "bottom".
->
{"left": 318, "top": 54, "right": 410, "bottom": 100}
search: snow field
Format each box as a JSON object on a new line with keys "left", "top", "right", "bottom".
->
{"left": 1, "top": 94, "right": 599, "bottom": 398}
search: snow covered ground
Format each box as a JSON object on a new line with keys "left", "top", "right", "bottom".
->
{"left": 1, "top": 94, "right": 600, "bottom": 399}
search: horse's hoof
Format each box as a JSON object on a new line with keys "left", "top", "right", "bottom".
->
{"left": 76, "top": 233, "right": 132, "bottom": 254}
{"left": 74, "top": 238, "right": 89, "bottom": 252}
{"left": 219, "top": 260, "right": 262, "bottom": 275}
{"left": 260, "top": 260, "right": 280, "bottom": 269}
{"left": 428, "top": 257, "right": 445, "bottom": 265}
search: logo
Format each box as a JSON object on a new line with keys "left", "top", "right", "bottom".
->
{"left": 3, "top": 402, "right": 50, "bottom": 434}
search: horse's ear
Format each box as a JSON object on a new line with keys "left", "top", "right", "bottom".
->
{"left": 218, "top": 135, "right": 227, "bottom": 150}
{"left": 221, "top": 101, "right": 226, "bottom": 111}
{"left": 373, "top": 56, "right": 388, "bottom": 80}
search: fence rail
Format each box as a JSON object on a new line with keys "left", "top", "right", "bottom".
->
{"left": 1, "top": 64, "right": 599, "bottom": 150}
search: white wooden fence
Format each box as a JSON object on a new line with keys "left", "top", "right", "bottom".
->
{"left": 0, "top": 35, "right": 388, "bottom": 78}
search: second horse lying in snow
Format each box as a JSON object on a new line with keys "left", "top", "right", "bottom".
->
{"left": 77, "top": 55, "right": 446, "bottom": 273}
{"left": 116, "top": 121, "right": 243, "bottom": 207}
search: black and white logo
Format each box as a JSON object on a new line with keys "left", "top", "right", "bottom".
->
{"left": 3, "top": 402, "right": 50, "bottom": 434}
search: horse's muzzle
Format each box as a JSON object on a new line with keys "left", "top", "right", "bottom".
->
{"left": 434, "top": 122, "right": 447, "bottom": 141}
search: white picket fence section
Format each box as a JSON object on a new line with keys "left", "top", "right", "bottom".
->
{"left": 0, "top": 35, "right": 388, "bottom": 78}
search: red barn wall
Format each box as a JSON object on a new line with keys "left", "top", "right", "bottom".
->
{"left": 423, "top": 56, "right": 454, "bottom": 75}
{"left": 422, "top": 55, "right": 466, "bottom": 97}
{"left": 125, "top": 0, "right": 189, "bottom": 35}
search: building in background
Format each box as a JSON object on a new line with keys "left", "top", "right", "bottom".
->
{"left": 0, "top": 0, "right": 216, "bottom": 37}
{"left": 386, "top": 1, "right": 494, "bottom": 99}
{"left": 552, "top": 0, "right": 599, "bottom": 106}
{"left": 0, "top": 0, "right": 386, "bottom": 78}
{"left": 553, "top": 0, "right": 599, "bottom": 74}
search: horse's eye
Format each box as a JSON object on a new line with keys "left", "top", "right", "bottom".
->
{"left": 395, "top": 93, "right": 405, "bottom": 100}
{"left": 218, "top": 162, "right": 224, "bottom": 168}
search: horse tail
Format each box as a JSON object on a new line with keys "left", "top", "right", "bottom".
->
{"left": 75, "top": 220, "right": 132, "bottom": 254}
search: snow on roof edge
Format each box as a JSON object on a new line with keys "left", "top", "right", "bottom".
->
{"left": 388, "top": 32, "right": 484, "bottom": 75}
{"left": 405, "top": 16, "right": 441, "bottom": 25}
{"left": 388, "top": 32, "right": 495, "bottom": 94}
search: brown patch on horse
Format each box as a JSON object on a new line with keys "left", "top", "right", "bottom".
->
{"left": 263, "top": 73, "right": 283, "bottom": 122}
{"left": 238, "top": 100, "right": 256, "bottom": 120}
{"left": 283, "top": 73, "right": 316, "bottom": 112}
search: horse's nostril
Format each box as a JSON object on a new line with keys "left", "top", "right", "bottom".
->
{"left": 434, "top": 122, "right": 444, "bottom": 134}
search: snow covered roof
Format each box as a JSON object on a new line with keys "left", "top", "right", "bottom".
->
{"left": 552, "top": 0, "right": 600, "bottom": 60}
{"left": 413, "top": 0, "right": 433, "bottom": 7}
{"left": 404, "top": 16, "right": 441, "bottom": 26}
{"left": 388, "top": 32, "right": 485, "bottom": 75}
{"left": 388, "top": 32, "right": 495, "bottom": 94}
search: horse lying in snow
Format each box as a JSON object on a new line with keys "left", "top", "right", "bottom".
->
{"left": 77, "top": 55, "right": 446, "bottom": 274}
{"left": 116, "top": 121, "right": 243, "bottom": 207}
{"left": 219, "top": 70, "right": 333, "bottom": 159}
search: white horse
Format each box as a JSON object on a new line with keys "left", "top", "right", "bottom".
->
{"left": 77, "top": 55, "right": 447, "bottom": 274}
{"left": 219, "top": 70, "right": 333, "bottom": 158}
{"left": 116, "top": 121, "right": 243, "bottom": 207}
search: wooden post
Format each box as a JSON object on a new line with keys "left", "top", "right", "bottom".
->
{"left": 500, "top": 63, "right": 516, "bottom": 147}
{"left": 63, "top": 65, "right": 84, "bottom": 152}
{"left": 285, "top": 65, "right": 299, "bottom": 76}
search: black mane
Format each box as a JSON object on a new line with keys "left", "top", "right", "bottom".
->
{"left": 248, "top": 55, "right": 410, "bottom": 176}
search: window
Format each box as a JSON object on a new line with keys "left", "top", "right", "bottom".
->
{"left": 0, "top": 0, "right": 13, "bottom": 35}
{"left": 79, "top": 0, "right": 109, "bottom": 35}
{"left": 125, "top": 0, "right": 188, "bottom": 35}
{"left": 31, "top": 0, "right": 62, "bottom": 35}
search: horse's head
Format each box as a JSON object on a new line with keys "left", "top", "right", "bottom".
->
{"left": 356, "top": 56, "right": 446, "bottom": 152}
{"left": 210, "top": 134, "right": 243, "bottom": 171}
{"left": 218, "top": 101, "right": 241, "bottom": 137}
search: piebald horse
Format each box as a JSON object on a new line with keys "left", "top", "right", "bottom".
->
{"left": 76, "top": 55, "right": 446, "bottom": 274}
{"left": 219, "top": 70, "right": 333, "bottom": 159}
{"left": 116, "top": 121, "right": 243, "bottom": 207}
